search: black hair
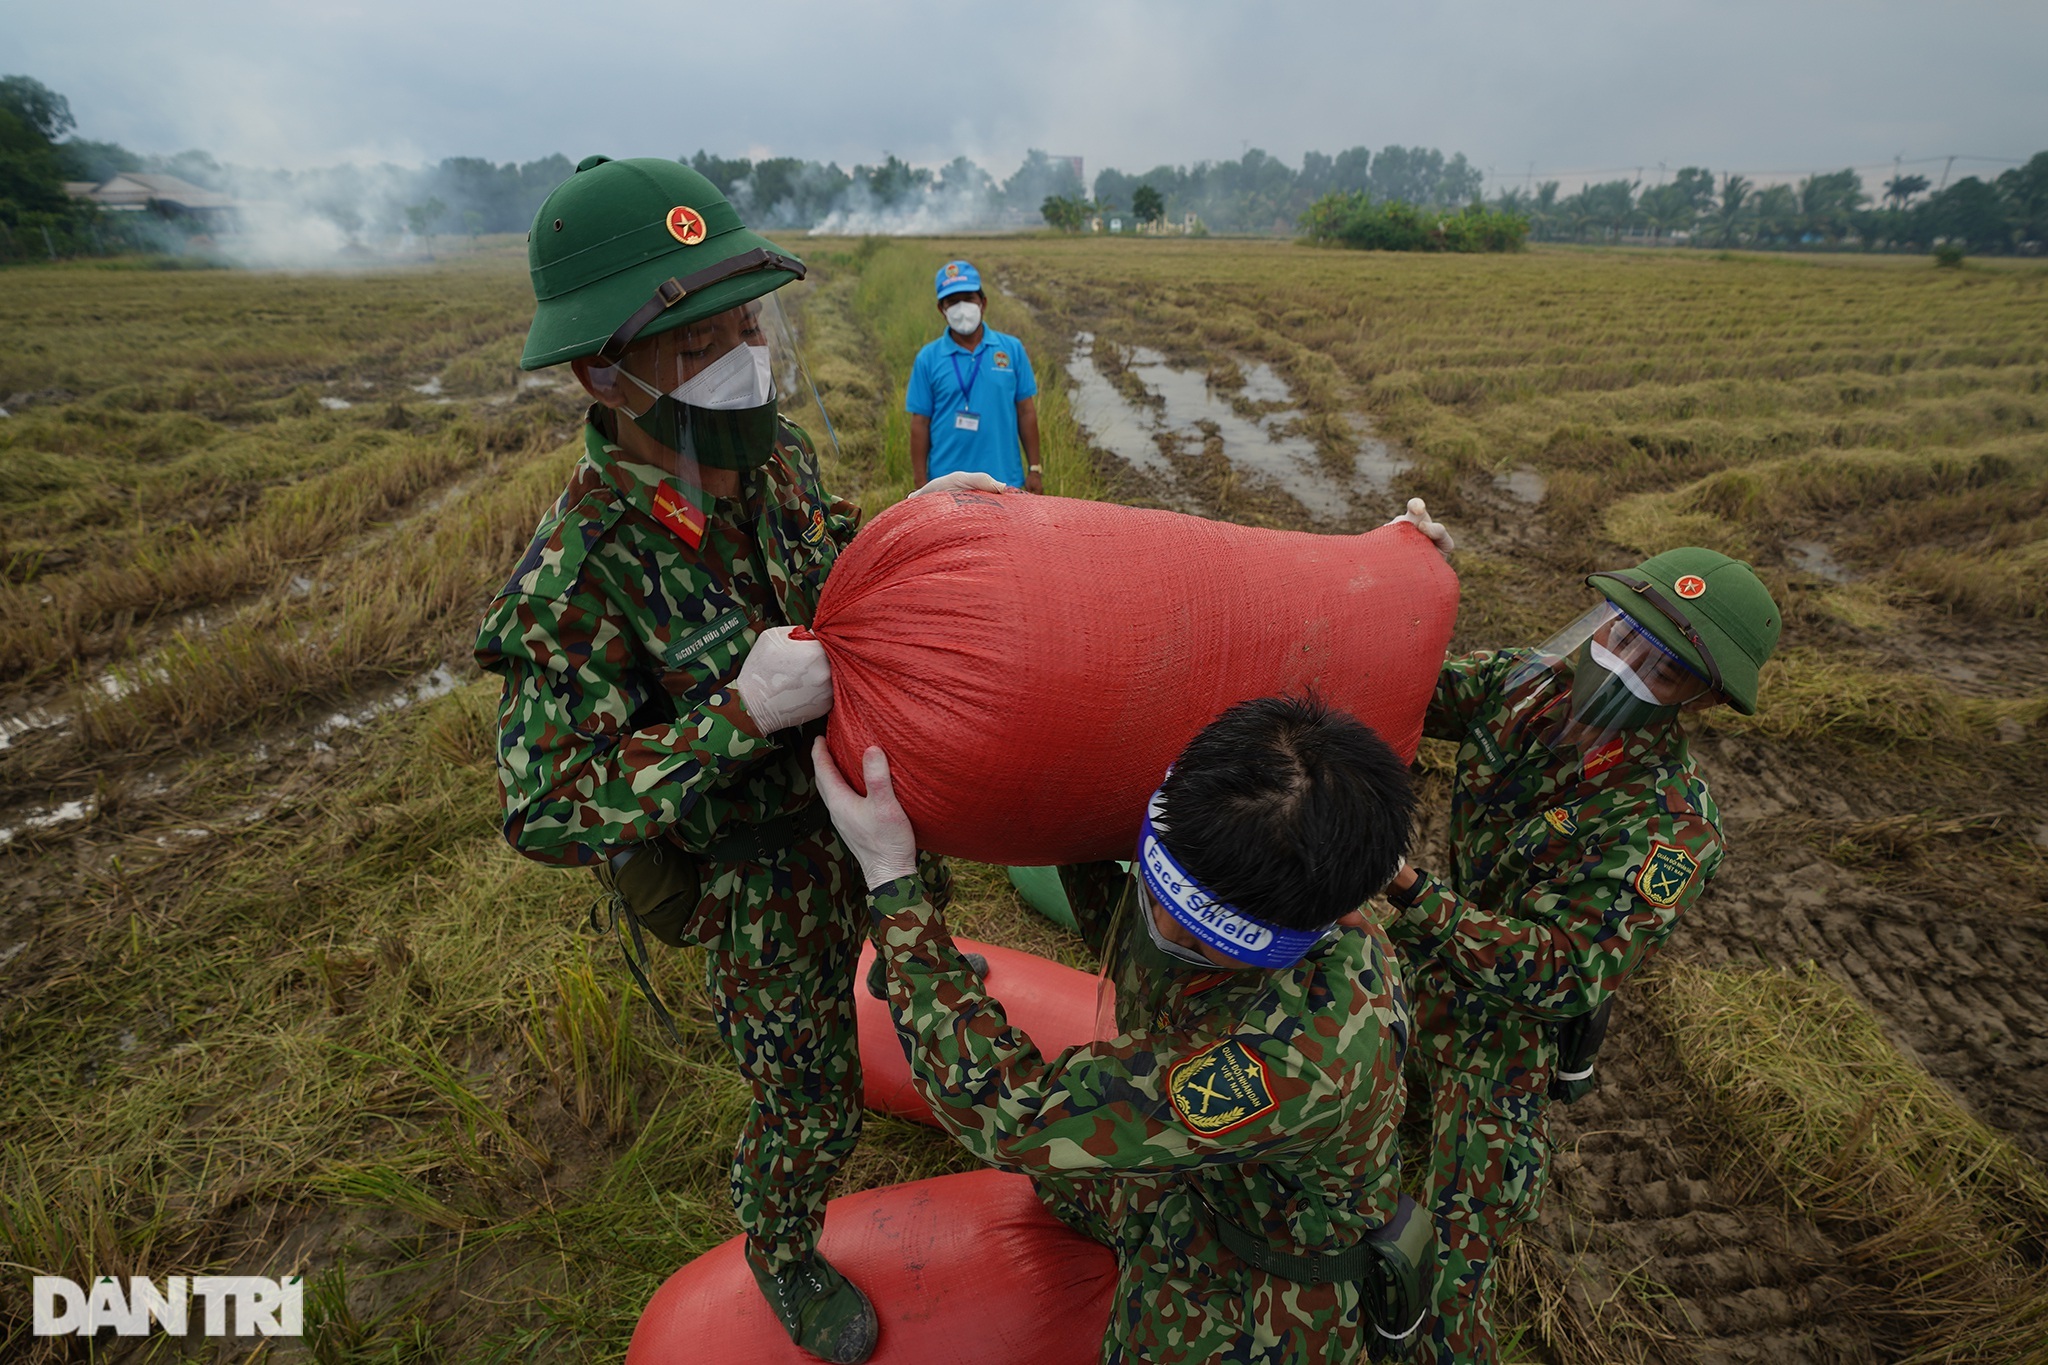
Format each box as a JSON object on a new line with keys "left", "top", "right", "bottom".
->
{"left": 1156, "top": 694, "right": 1415, "bottom": 931}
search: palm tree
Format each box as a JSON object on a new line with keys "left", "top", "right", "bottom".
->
{"left": 1522, "top": 181, "right": 1557, "bottom": 241}
{"left": 1713, "top": 174, "right": 1751, "bottom": 246}
{"left": 1751, "top": 184, "right": 1799, "bottom": 246}
{"left": 1883, "top": 173, "right": 1930, "bottom": 211}
{"left": 1797, "top": 170, "right": 1865, "bottom": 244}
{"left": 1638, "top": 184, "right": 1697, "bottom": 243}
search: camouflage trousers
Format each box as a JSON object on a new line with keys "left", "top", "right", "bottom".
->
{"left": 1415, "top": 1064, "right": 1552, "bottom": 1365}
{"left": 703, "top": 827, "right": 867, "bottom": 1278}
{"left": 1033, "top": 1173, "right": 1370, "bottom": 1365}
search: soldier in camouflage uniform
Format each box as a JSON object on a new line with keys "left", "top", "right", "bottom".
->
{"left": 473, "top": 156, "right": 988, "bottom": 1363}
{"left": 816, "top": 696, "right": 1435, "bottom": 1364}
{"left": 1382, "top": 548, "right": 1783, "bottom": 1364}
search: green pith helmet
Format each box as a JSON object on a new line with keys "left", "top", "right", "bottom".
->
{"left": 520, "top": 155, "right": 805, "bottom": 371}
{"left": 1586, "top": 548, "right": 1781, "bottom": 715}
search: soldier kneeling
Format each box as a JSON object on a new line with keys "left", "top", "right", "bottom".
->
{"left": 815, "top": 695, "right": 1433, "bottom": 1364}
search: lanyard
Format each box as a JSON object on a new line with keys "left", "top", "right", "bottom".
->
{"left": 948, "top": 343, "right": 986, "bottom": 410}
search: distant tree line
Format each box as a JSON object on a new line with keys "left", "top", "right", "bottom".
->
{"left": 1298, "top": 195, "right": 1528, "bottom": 253}
{"left": 685, "top": 148, "right": 1085, "bottom": 228}
{"left": 11, "top": 69, "right": 2040, "bottom": 262}
{"left": 3, "top": 74, "right": 579, "bottom": 260}
{"left": 1492, "top": 160, "right": 2048, "bottom": 254}
{"left": 669, "top": 145, "right": 1489, "bottom": 236}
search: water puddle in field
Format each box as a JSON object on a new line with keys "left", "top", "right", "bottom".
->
{"left": 1787, "top": 539, "right": 1854, "bottom": 582}
{"left": 1492, "top": 466, "right": 1547, "bottom": 504}
{"left": 319, "top": 396, "right": 353, "bottom": 411}
{"left": 411, "top": 377, "right": 444, "bottom": 397}
{"left": 311, "top": 664, "right": 462, "bottom": 739}
{"left": 1350, "top": 415, "right": 1412, "bottom": 497}
{"left": 1064, "top": 333, "right": 1390, "bottom": 519}
{"left": 0, "top": 796, "right": 96, "bottom": 847}
{"left": 0, "top": 707, "right": 66, "bottom": 752}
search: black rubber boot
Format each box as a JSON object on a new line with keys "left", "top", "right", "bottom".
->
{"left": 866, "top": 950, "right": 988, "bottom": 1002}
{"left": 749, "top": 1252, "right": 878, "bottom": 1364}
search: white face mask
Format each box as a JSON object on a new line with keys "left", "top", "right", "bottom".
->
{"left": 661, "top": 343, "right": 775, "bottom": 411}
{"left": 1141, "top": 895, "right": 1220, "bottom": 968}
{"left": 1587, "top": 638, "right": 1664, "bottom": 703}
{"left": 944, "top": 300, "right": 983, "bottom": 336}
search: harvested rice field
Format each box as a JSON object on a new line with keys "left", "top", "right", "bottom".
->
{"left": 2, "top": 237, "right": 2044, "bottom": 1362}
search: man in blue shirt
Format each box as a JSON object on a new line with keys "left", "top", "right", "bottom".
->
{"left": 906, "top": 260, "right": 1043, "bottom": 492}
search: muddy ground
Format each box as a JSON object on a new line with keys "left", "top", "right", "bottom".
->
{"left": 1017, "top": 276, "right": 2047, "bottom": 1364}
{"left": 5, "top": 252, "right": 2042, "bottom": 1363}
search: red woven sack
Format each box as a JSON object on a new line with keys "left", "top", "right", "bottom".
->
{"left": 813, "top": 492, "right": 1458, "bottom": 865}
{"left": 857, "top": 936, "right": 1109, "bottom": 1125}
{"left": 627, "top": 1169, "right": 1115, "bottom": 1365}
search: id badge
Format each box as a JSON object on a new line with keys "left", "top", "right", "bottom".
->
{"left": 954, "top": 411, "right": 981, "bottom": 432}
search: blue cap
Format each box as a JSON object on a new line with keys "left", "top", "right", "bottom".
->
{"left": 935, "top": 260, "right": 982, "bottom": 300}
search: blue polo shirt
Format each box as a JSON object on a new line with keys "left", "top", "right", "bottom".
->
{"left": 905, "top": 327, "right": 1038, "bottom": 485}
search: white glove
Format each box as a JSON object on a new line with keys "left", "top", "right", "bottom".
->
{"left": 811, "top": 738, "right": 919, "bottom": 890}
{"left": 910, "top": 470, "right": 1010, "bottom": 498}
{"left": 1387, "top": 497, "right": 1455, "bottom": 556}
{"left": 732, "top": 627, "right": 833, "bottom": 734}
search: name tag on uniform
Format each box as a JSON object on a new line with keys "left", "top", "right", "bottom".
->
{"left": 668, "top": 609, "right": 749, "bottom": 668}
{"left": 954, "top": 411, "right": 981, "bottom": 432}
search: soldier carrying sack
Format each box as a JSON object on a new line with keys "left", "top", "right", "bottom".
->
{"left": 1384, "top": 547, "right": 1783, "bottom": 1364}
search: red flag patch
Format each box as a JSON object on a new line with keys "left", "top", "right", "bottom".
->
{"left": 650, "top": 480, "right": 705, "bottom": 548}
{"left": 1583, "top": 737, "right": 1626, "bottom": 779}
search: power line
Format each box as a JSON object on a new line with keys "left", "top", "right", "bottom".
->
{"left": 1515, "top": 153, "right": 2024, "bottom": 182}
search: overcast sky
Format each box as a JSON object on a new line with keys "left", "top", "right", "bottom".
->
{"left": 10, "top": 0, "right": 2045, "bottom": 189}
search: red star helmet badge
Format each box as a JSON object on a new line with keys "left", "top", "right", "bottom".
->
{"left": 1674, "top": 574, "right": 1707, "bottom": 599}
{"left": 665, "top": 205, "right": 707, "bottom": 246}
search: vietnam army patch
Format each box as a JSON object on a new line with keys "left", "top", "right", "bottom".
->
{"left": 802, "top": 510, "right": 827, "bottom": 546}
{"left": 1168, "top": 1039, "right": 1277, "bottom": 1137}
{"left": 1542, "top": 807, "right": 1578, "bottom": 838}
{"left": 1634, "top": 841, "right": 1699, "bottom": 908}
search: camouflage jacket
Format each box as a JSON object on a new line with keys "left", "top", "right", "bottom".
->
{"left": 870, "top": 863, "right": 1410, "bottom": 1355}
{"left": 1391, "top": 649, "right": 1724, "bottom": 1082}
{"left": 474, "top": 410, "right": 859, "bottom": 866}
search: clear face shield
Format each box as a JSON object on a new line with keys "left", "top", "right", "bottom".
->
{"left": 1089, "top": 781, "right": 1337, "bottom": 1039}
{"left": 584, "top": 289, "right": 841, "bottom": 480}
{"left": 1504, "top": 599, "right": 1716, "bottom": 756}
{"left": 1093, "top": 866, "right": 1202, "bottom": 1044}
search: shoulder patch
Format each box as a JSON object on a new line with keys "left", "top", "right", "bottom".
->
{"left": 1635, "top": 841, "right": 1700, "bottom": 909}
{"left": 1168, "top": 1039, "right": 1277, "bottom": 1137}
